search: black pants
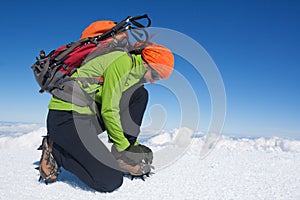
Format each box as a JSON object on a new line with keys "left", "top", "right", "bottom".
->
{"left": 119, "top": 85, "right": 148, "bottom": 145}
{"left": 47, "top": 85, "right": 148, "bottom": 192}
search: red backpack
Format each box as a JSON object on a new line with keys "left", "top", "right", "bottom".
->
{"left": 31, "top": 14, "right": 151, "bottom": 107}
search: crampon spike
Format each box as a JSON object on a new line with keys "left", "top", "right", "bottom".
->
{"left": 130, "top": 174, "right": 145, "bottom": 181}
{"left": 130, "top": 172, "right": 153, "bottom": 181}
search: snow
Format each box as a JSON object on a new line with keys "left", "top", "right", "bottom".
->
{"left": 0, "top": 122, "right": 300, "bottom": 200}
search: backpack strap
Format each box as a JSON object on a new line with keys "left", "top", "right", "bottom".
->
{"left": 54, "top": 38, "right": 90, "bottom": 62}
{"left": 50, "top": 77, "right": 102, "bottom": 119}
{"left": 38, "top": 60, "right": 61, "bottom": 93}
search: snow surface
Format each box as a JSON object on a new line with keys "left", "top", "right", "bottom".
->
{"left": 0, "top": 122, "right": 300, "bottom": 200}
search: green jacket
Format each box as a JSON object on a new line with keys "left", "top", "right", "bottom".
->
{"left": 48, "top": 51, "right": 147, "bottom": 150}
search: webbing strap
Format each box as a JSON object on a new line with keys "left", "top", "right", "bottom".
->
{"left": 39, "top": 64, "right": 61, "bottom": 93}
{"left": 54, "top": 40, "right": 82, "bottom": 62}
{"left": 65, "top": 77, "right": 104, "bottom": 86}
{"left": 37, "top": 59, "right": 50, "bottom": 86}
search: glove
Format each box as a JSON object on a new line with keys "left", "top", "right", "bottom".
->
{"left": 123, "top": 144, "right": 153, "bottom": 165}
{"left": 111, "top": 144, "right": 153, "bottom": 179}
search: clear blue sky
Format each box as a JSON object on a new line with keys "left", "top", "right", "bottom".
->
{"left": 0, "top": 0, "right": 299, "bottom": 139}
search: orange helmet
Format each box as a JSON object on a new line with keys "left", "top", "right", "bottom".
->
{"left": 80, "top": 20, "right": 116, "bottom": 39}
{"left": 142, "top": 43, "right": 174, "bottom": 79}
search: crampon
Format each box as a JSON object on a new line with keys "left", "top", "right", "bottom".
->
{"left": 118, "top": 159, "right": 154, "bottom": 181}
{"left": 126, "top": 171, "right": 154, "bottom": 181}
{"left": 36, "top": 136, "right": 60, "bottom": 184}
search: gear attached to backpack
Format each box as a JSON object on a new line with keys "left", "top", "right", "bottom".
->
{"left": 31, "top": 14, "right": 151, "bottom": 108}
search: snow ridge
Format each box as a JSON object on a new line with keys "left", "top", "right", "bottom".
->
{"left": 1, "top": 123, "right": 300, "bottom": 153}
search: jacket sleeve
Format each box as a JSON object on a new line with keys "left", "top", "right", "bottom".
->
{"left": 101, "top": 54, "right": 132, "bottom": 151}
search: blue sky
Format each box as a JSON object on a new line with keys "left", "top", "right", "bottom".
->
{"left": 0, "top": 0, "right": 299, "bottom": 139}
